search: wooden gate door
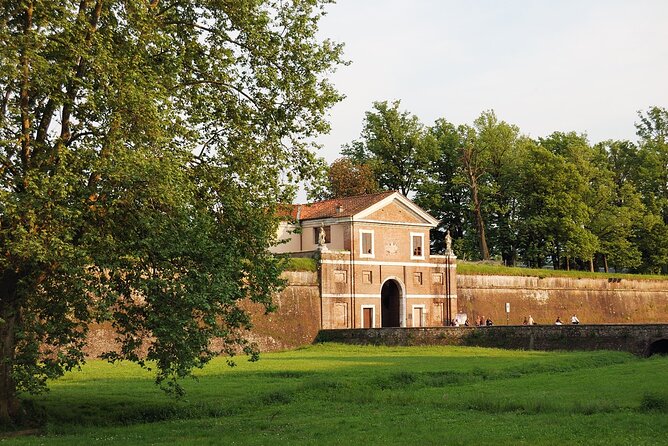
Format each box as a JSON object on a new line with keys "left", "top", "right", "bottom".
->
{"left": 412, "top": 307, "right": 424, "bottom": 327}
{"left": 363, "top": 307, "right": 373, "bottom": 328}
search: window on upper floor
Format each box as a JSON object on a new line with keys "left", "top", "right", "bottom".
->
{"left": 360, "top": 230, "right": 374, "bottom": 257}
{"left": 411, "top": 232, "right": 425, "bottom": 259}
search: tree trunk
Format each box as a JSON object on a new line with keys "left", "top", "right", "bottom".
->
{"left": 603, "top": 254, "right": 609, "bottom": 273}
{"left": 0, "top": 271, "right": 21, "bottom": 426}
{"left": 469, "top": 178, "right": 490, "bottom": 260}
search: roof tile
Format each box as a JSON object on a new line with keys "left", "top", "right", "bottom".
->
{"left": 293, "top": 191, "right": 396, "bottom": 221}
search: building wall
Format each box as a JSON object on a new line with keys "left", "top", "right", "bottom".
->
{"left": 84, "top": 271, "right": 321, "bottom": 357}
{"left": 82, "top": 271, "right": 668, "bottom": 358}
{"left": 318, "top": 222, "right": 457, "bottom": 329}
{"left": 458, "top": 274, "right": 668, "bottom": 325}
{"left": 270, "top": 222, "right": 301, "bottom": 253}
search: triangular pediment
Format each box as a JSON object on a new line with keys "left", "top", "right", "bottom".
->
{"left": 354, "top": 193, "right": 437, "bottom": 226}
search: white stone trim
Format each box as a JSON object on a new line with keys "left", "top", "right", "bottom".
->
{"left": 354, "top": 219, "right": 436, "bottom": 228}
{"left": 321, "top": 293, "right": 457, "bottom": 299}
{"left": 321, "top": 259, "right": 456, "bottom": 268}
{"left": 410, "top": 232, "right": 425, "bottom": 260}
{"left": 359, "top": 229, "right": 375, "bottom": 258}
{"left": 411, "top": 304, "right": 426, "bottom": 327}
{"left": 354, "top": 192, "right": 439, "bottom": 226}
{"left": 380, "top": 276, "right": 407, "bottom": 328}
{"left": 360, "top": 305, "right": 376, "bottom": 328}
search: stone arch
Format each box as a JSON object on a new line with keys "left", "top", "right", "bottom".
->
{"left": 380, "top": 277, "right": 405, "bottom": 328}
{"left": 647, "top": 338, "right": 668, "bottom": 356}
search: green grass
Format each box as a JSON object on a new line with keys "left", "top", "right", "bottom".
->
{"left": 281, "top": 257, "right": 317, "bottom": 272}
{"left": 457, "top": 260, "right": 668, "bottom": 281}
{"left": 5, "top": 344, "right": 668, "bottom": 445}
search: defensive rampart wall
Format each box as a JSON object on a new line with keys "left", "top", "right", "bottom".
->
{"left": 457, "top": 274, "right": 668, "bottom": 325}
{"left": 84, "top": 272, "right": 668, "bottom": 356}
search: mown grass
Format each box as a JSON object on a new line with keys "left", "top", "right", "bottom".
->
{"left": 457, "top": 260, "right": 668, "bottom": 281}
{"left": 5, "top": 344, "right": 668, "bottom": 445}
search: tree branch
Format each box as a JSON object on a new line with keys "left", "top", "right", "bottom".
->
{"left": 19, "top": 1, "right": 34, "bottom": 175}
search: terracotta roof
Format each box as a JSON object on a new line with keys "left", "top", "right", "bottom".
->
{"left": 292, "top": 191, "right": 396, "bottom": 221}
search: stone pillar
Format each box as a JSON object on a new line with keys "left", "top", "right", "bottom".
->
{"left": 444, "top": 231, "right": 458, "bottom": 324}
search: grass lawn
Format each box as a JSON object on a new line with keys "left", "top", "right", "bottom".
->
{"left": 4, "top": 344, "right": 668, "bottom": 445}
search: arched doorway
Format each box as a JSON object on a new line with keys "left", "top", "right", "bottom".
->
{"left": 381, "top": 279, "right": 402, "bottom": 327}
{"left": 648, "top": 339, "right": 668, "bottom": 356}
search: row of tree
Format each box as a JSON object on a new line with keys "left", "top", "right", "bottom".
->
{"left": 311, "top": 101, "right": 668, "bottom": 274}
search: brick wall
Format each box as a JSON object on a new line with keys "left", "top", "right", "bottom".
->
{"left": 457, "top": 274, "right": 668, "bottom": 325}
{"left": 316, "top": 324, "right": 668, "bottom": 356}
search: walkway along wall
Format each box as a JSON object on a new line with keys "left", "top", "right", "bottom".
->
{"left": 457, "top": 275, "right": 668, "bottom": 325}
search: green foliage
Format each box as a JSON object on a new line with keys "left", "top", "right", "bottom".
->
{"left": 0, "top": 0, "right": 343, "bottom": 424}
{"left": 307, "top": 157, "right": 379, "bottom": 200}
{"left": 377, "top": 103, "right": 668, "bottom": 274}
{"left": 5, "top": 345, "right": 668, "bottom": 444}
{"left": 343, "top": 100, "right": 438, "bottom": 196}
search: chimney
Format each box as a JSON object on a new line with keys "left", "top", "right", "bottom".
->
{"left": 336, "top": 204, "right": 343, "bottom": 214}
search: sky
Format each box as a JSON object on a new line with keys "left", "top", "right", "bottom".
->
{"left": 312, "top": 0, "right": 668, "bottom": 165}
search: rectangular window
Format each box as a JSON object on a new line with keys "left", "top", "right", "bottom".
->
{"left": 411, "top": 232, "right": 425, "bottom": 259}
{"left": 360, "top": 230, "right": 374, "bottom": 257}
{"left": 413, "top": 272, "right": 423, "bottom": 285}
{"left": 432, "top": 273, "right": 443, "bottom": 284}
{"left": 314, "top": 226, "right": 331, "bottom": 244}
{"left": 362, "top": 270, "right": 373, "bottom": 284}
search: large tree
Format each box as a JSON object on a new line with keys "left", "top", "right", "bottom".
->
{"left": 632, "top": 107, "right": 668, "bottom": 273}
{"left": 343, "top": 100, "right": 437, "bottom": 196}
{"left": 0, "top": 0, "right": 343, "bottom": 425}
{"left": 517, "top": 133, "right": 599, "bottom": 269}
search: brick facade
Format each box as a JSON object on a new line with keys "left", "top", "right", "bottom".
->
{"left": 272, "top": 192, "right": 459, "bottom": 329}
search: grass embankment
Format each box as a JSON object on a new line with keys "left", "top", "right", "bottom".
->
{"left": 6, "top": 344, "right": 668, "bottom": 445}
{"left": 281, "top": 257, "right": 317, "bottom": 272}
{"left": 457, "top": 261, "right": 668, "bottom": 281}
{"left": 280, "top": 256, "right": 668, "bottom": 280}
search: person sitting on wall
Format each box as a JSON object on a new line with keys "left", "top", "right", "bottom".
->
{"left": 555, "top": 316, "right": 563, "bottom": 325}
{"left": 464, "top": 319, "right": 470, "bottom": 327}
{"left": 571, "top": 314, "right": 580, "bottom": 324}
{"left": 522, "top": 317, "right": 528, "bottom": 325}
{"left": 527, "top": 315, "right": 535, "bottom": 325}
{"left": 485, "top": 318, "right": 493, "bottom": 326}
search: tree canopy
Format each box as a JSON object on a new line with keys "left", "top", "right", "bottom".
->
{"left": 342, "top": 100, "right": 438, "bottom": 196}
{"left": 0, "top": 0, "right": 343, "bottom": 425}
{"left": 353, "top": 102, "right": 668, "bottom": 274}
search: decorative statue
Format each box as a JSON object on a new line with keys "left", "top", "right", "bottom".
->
{"left": 318, "top": 225, "right": 327, "bottom": 246}
{"left": 445, "top": 230, "right": 453, "bottom": 255}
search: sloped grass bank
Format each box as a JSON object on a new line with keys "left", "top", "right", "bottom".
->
{"left": 6, "top": 345, "right": 668, "bottom": 445}
{"left": 457, "top": 260, "right": 668, "bottom": 280}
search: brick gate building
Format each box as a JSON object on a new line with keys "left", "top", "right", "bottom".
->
{"left": 272, "top": 191, "right": 457, "bottom": 329}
